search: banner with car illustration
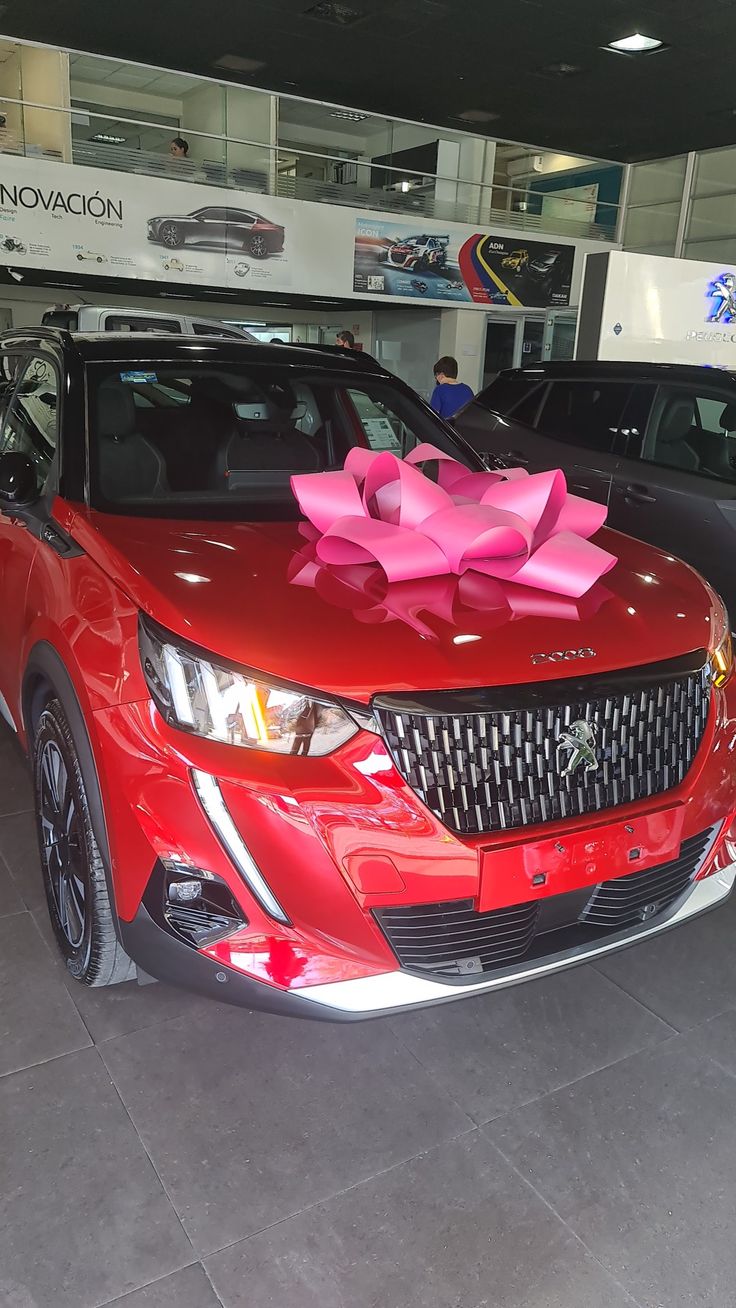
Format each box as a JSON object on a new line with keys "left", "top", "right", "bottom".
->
{"left": 0, "top": 155, "right": 587, "bottom": 311}
{"left": 353, "top": 217, "right": 574, "bottom": 308}
{"left": 0, "top": 155, "right": 298, "bottom": 293}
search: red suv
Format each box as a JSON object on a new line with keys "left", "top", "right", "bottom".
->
{"left": 0, "top": 329, "right": 734, "bottom": 1019}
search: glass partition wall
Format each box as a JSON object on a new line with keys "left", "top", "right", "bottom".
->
{"left": 0, "top": 37, "right": 623, "bottom": 241}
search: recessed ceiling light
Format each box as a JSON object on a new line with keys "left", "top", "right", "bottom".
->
{"left": 214, "top": 54, "right": 266, "bottom": 73}
{"left": 329, "top": 109, "right": 370, "bottom": 121}
{"left": 91, "top": 133, "right": 126, "bottom": 144}
{"left": 455, "top": 109, "right": 499, "bottom": 123}
{"left": 606, "top": 32, "right": 664, "bottom": 53}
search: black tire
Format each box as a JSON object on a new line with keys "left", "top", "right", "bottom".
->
{"left": 249, "top": 232, "right": 269, "bottom": 258}
{"left": 33, "top": 699, "right": 135, "bottom": 987}
{"left": 160, "top": 221, "right": 183, "bottom": 249}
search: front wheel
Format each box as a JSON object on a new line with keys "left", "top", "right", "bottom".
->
{"left": 34, "top": 699, "right": 134, "bottom": 987}
{"left": 160, "top": 221, "right": 183, "bottom": 249}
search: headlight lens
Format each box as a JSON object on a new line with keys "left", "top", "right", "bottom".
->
{"left": 139, "top": 618, "right": 359, "bottom": 756}
{"left": 710, "top": 627, "right": 734, "bottom": 688}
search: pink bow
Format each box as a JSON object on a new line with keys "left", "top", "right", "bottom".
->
{"left": 291, "top": 443, "right": 616, "bottom": 599}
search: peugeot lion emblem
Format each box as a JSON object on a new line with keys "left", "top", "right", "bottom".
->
{"left": 556, "top": 719, "right": 598, "bottom": 778}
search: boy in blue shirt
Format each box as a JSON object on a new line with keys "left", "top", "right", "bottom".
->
{"left": 429, "top": 356, "right": 475, "bottom": 419}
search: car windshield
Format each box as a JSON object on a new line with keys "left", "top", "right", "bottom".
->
{"left": 87, "top": 360, "right": 474, "bottom": 519}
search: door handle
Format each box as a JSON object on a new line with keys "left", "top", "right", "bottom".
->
{"left": 504, "top": 449, "right": 529, "bottom": 466}
{"left": 624, "top": 484, "right": 656, "bottom": 505}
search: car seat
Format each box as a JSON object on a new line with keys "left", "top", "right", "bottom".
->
{"left": 96, "top": 383, "right": 169, "bottom": 499}
{"left": 213, "top": 390, "right": 321, "bottom": 492}
{"left": 654, "top": 396, "right": 699, "bottom": 471}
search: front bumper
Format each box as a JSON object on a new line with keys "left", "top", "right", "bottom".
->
{"left": 92, "top": 681, "right": 736, "bottom": 1020}
{"left": 120, "top": 862, "right": 736, "bottom": 1019}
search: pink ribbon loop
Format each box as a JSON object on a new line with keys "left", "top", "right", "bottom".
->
{"left": 291, "top": 443, "right": 617, "bottom": 600}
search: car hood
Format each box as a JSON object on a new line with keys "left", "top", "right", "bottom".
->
{"left": 71, "top": 510, "right": 720, "bottom": 704}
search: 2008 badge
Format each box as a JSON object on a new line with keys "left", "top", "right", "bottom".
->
{"left": 530, "top": 648, "right": 597, "bottom": 665}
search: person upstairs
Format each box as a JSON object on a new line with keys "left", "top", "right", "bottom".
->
{"left": 430, "top": 355, "right": 474, "bottom": 419}
{"left": 169, "top": 136, "right": 190, "bottom": 159}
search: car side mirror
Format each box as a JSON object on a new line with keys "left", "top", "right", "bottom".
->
{"left": 0, "top": 451, "right": 39, "bottom": 506}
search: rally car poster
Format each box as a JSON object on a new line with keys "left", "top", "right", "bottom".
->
{"left": 353, "top": 217, "right": 574, "bottom": 308}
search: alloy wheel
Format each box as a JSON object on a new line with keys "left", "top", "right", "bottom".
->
{"left": 39, "top": 739, "right": 86, "bottom": 949}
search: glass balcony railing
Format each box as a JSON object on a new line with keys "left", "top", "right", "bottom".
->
{"left": 0, "top": 98, "right": 622, "bottom": 241}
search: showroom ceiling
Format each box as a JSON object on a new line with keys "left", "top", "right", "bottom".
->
{"left": 4, "top": 0, "right": 736, "bottom": 162}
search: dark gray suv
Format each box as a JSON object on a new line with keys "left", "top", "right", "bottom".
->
{"left": 455, "top": 361, "right": 736, "bottom": 620}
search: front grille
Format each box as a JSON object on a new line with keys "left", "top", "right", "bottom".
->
{"left": 375, "top": 826, "right": 715, "bottom": 979}
{"left": 581, "top": 828, "right": 714, "bottom": 929}
{"left": 375, "top": 899, "right": 540, "bottom": 978}
{"left": 376, "top": 655, "right": 710, "bottom": 835}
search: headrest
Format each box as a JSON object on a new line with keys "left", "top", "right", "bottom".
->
{"left": 659, "top": 396, "right": 694, "bottom": 444}
{"left": 721, "top": 402, "right": 736, "bottom": 430}
{"left": 97, "top": 383, "right": 137, "bottom": 440}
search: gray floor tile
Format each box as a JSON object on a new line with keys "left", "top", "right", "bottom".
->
{"left": 101, "top": 1006, "right": 472, "bottom": 1255}
{"left": 205, "top": 1132, "right": 636, "bottom": 1308}
{"left": 103, "top": 1264, "right": 221, "bottom": 1307}
{"left": 681, "top": 1006, "right": 736, "bottom": 1080}
{"left": 0, "top": 808, "right": 45, "bottom": 910}
{"left": 391, "top": 964, "right": 672, "bottom": 1123}
{"left": 32, "top": 906, "right": 224, "bottom": 1044}
{"left": 0, "top": 1047, "right": 193, "bottom": 1308}
{"left": 487, "top": 1036, "right": 736, "bottom": 1308}
{"left": 0, "top": 849, "right": 24, "bottom": 916}
{"left": 0, "top": 912, "right": 91, "bottom": 1077}
{"left": 596, "top": 890, "right": 736, "bottom": 1031}
{"left": 0, "top": 731, "right": 33, "bottom": 816}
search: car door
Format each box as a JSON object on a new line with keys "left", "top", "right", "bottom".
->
{"left": 609, "top": 380, "right": 736, "bottom": 617}
{"left": 224, "top": 208, "right": 254, "bottom": 252}
{"left": 461, "top": 373, "right": 634, "bottom": 508}
{"left": 195, "top": 207, "right": 228, "bottom": 246}
{"left": 0, "top": 351, "right": 60, "bottom": 725}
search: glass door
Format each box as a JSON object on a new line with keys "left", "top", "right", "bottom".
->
{"left": 483, "top": 319, "right": 517, "bottom": 385}
{"left": 543, "top": 311, "right": 578, "bottom": 361}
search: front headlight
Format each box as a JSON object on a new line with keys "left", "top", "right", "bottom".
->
{"left": 710, "top": 626, "right": 734, "bottom": 688}
{"left": 139, "top": 617, "right": 359, "bottom": 756}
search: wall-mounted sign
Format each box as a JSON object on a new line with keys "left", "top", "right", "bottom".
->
{"left": 577, "top": 249, "right": 736, "bottom": 366}
{"left": 0, "top": 154, "right": 597, "bottom": 311}
{"left": 353, "top": 216, "right": 574, "bottom": 307}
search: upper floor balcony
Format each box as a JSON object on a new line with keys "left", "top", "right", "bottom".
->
{"left": 0, "top": 38, "right": 624, "bottom": 243}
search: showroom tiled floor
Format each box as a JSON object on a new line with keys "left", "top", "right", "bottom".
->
{"left": 2, "top": 721, "right": 736, "bottom": 1308}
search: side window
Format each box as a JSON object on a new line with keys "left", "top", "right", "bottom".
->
{"left": 105, "top": 315, "right": 182, "bottom": 334}
{"left": 474, "top": 373, "right": 546, "bottom": 421}
{"left": 346, "top": 389, "right": 411, "bottom": 453}
{"left": 225, "top": 209, "right": 253, "bottom": 224}
{"left": 535, "top": 380, "right": 630, "bottom": 452}
{"left": 192, "top": 323, "right": 243, "bottom": 338}
{"left": 0, "top": 355, "right": 58, "bottom": 487}
{"left": 644, "top": 386, "right": 736, "bottom": 482}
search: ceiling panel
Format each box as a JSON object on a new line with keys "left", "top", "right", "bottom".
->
{"left": 9, "top": 0, "right": 736, "bottom": 160}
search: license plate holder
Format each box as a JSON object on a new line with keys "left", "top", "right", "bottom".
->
{"left": 479, "top": 805, "right": 685, "bottom": 913}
